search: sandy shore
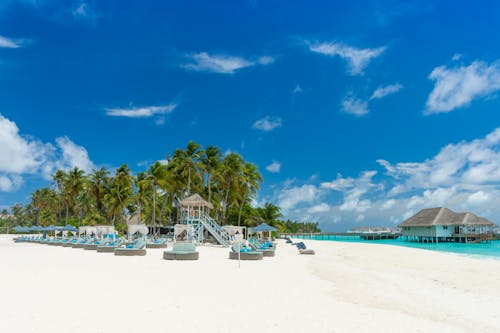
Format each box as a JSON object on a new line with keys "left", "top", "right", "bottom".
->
{"left": 1, "top": 235, "right": 499, "bottom": 333}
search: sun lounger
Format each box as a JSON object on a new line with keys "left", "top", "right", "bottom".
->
{"left": 146, "top": 237, "right": 168, "bottom": 249}
{"left": 114, "top": 239, "right": 147, "bottom": 256}
{"left": 84, "top": 238, "right": 109, "bottom": 250}
{"left": 62, "top": 238, "right": 80, "bottom": 247}
{"left": 72, "top": 238, "right": 92, "bottom": 248}
{"left": 96, "top": 239, "right": 124, "bottom": 252}
{"left": 163, "top": 242, "right": 199, "bottom": 260}
{"left": 229, "top": 242, "right": 263, "bottom": 260}
{"left": 294, "top": 242, "right": 315, "bottom": 255}
{"left": 248, "top": 242, "right": 275, "bottom": 257}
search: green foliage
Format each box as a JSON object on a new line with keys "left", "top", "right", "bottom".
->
{"left": 14, "top": 141, "right": 316, "bottom": 231}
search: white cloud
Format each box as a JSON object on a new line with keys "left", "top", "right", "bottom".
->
{"left": 426, "top": 60, "right": 500, "bottom": 114}
{"left": 105, "top": 104, "right": 176, "bottom": 118}
{"left": 293, "top": 85, "right": 303, "bottom": 94}
{"left": 308, "top": 41, "right": 385, "bottom": 75}
{"left": 0, "top": 114, "right": 47, "bottom": 174}
{"left": 452, "top": 53, "right": 462, "bottom": 61}
{"left": 72, "top": 1, "right": 96, "bottom": 20}
{"left": 0, "top": 175, "right": 22, "bottom": 192}
{"left": 380, "top": 199, "right": 396, "bottom": 210}
{"left": 0, "top": 114, "right": 95, "bottom": 192}
{"left": 307, "top": 203, "right": 330, "bottom": 214}
{"left": 0, "top": 35, "right": 26, "bottom": 48}
{"left": 277, "top": 184, "right": 320, "bottom": 211}
{"left": 321, "top": 171, "right": 377, "bottom": 213}
{"left": 265, "top": 161, "right": 281, "bottom": 173}
{"left": 466, "top": 190, "right": 490, "bottom": 206}
{"left": 341, "top": 95, "right": 369, "bottom": 116}
{"left": 257, "top": 56, "right": 275, "bottom": 65}
{"left": 54, "top": 136, "right": 94, "bottom": 173}
{"left": 272, "top": 127, "right": 500, "bottom": 230}
{"left": 370, "top": 83, "right": 403, "bottom": 100}
{"left": 252, "top": 116, "right": 282, "bottom": 132}
{"left": 182, "top": 52, "right": 273, "bottom": 74}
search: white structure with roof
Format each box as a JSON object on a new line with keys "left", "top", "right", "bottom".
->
{"left": 399, "top": 207, "right": 497, "bottom": 243}
{"left": 177, "top": 194, "right": 231, "bottom": 246}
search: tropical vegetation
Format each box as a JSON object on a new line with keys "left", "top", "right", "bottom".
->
{"left": 5, "top": 141, "right": 320, "bottom": 234}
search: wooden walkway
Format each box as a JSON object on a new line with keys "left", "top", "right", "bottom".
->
{"left": 281, "top": 232, "right": 401, "bottom": 241}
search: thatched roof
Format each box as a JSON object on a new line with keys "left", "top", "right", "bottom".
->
{"left": 180, "top": 193, "right": 213, "bottom": 208}
{"left": 125, "top": 213, "right": 144, "bottom": 225}
{"left": 398, "top": 207, "right": 496, "bottom": 227}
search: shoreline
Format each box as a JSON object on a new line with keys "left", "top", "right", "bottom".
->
{"left": 290, "top": 235, "right": 500, "bottom": 261}
{"left": 1, "top": 235, "right": 500, "bottom": 332}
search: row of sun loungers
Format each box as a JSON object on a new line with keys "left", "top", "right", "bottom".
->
{"left": 283, "top": 237, "right": 315, "bottom": 255}
{"left": 14, "top": 235, "right": 278, "bottom": 260}
{"left": 14, "top": 236, "right": 151, "bottom": 256}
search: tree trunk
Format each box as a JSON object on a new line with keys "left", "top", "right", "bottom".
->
{"left": 237, "top": 191, "right": 248, "bottom": 227}
{"left": 152, "top": 185, "right": 156, "bottom": 235}
{"left": 222, "top": 183, "right": 231, "bottom": 224}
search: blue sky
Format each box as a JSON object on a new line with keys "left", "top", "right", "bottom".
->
{"left": 2, "top": 0, "right": 500, "bottom": 231}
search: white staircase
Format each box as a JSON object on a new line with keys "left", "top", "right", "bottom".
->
{"left": 199, "top": 213, "right": 231, "bottom": 247}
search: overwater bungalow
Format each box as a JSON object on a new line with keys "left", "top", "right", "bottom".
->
{"left": 399, "top": 207, "right": 498, "bottom": 243}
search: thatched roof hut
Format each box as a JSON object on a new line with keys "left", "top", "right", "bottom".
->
{"left": 180, "top": 194, "right": 213, "bottom": 209}
{"left": 398, "top": 207, "right": 496, "bottom": 227}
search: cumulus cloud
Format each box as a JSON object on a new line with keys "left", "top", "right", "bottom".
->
{"left": 0, "top": 35, "right": 27, "bottom": 48}
{"left": 182, "top": 52, "right": 274, "bottom": 74}
{"left": 54, "top": 136, "right": 94, "bottom": 173}
{"left": 252, "top": 116, "right": 282, "bottom": 132}
{"left": 270, "top": 127, "right": 500, "bottom": 230}
{"left": 341, "top": 95, "right": 369, "bottom": 116}
{"left": 265, "top": 161, "right": 281, "bottom": 173}
{"left": 277, "top": 184, "right": 320, "bottom": 212}
{"left": 426, "top": 60, "right": 500, "bottom": 114}
{"left": 308, "top": 41, "right": 385, "bottom": 75}
{"left": 0, "top": 114, "right": 95, "bottom": 192}
{"left": 307, "top": 203, "right": 330, "bottom": 214}
{"left": 105, "top": 104, "right": 176, "bottom": 118}
{"left": 370, "top": 83, "right": 403, "bottom": 100}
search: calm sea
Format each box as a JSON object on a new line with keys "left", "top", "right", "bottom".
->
{"left": 292, "top": 235, "right": 500, "bottom": 260}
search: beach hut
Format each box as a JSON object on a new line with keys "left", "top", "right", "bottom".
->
{"left": 249, "top": 223, "right": 277, "bottom": 242}
{"left": 399, "top": 207, "right": 497, "bottom": 243}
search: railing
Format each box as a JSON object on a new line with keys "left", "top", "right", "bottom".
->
{"left": 199, "top": 213, "right": 231, "bottom": 247}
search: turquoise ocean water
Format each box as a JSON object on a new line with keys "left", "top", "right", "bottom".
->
{"left": 291, "top": 235, "right": 500, "bottom": 260}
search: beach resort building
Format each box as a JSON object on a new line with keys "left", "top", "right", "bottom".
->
{"left": 398, "top": 207, "right": 497, "bottom": 243}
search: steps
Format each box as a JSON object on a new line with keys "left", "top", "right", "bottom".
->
{"left": 199, "top": 213, "right": 231, "bottom": 247}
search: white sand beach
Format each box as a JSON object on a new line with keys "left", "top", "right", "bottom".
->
{"left": 1, "top": 235, "right": 500, "bottom": 333}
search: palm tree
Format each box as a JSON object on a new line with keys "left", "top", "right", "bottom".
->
{"left": 52, "top": 169, "right": 68, "bottom": 222}
{"left": 236, "top": 162, "right": 262, "bottom": 226}
{"left": 65, "top": 167, "right": 86, "bottom": 222}
{"left": 256, "top": 202, "right": 282, "bottom": 226}
{"left": 88, "top": 167, "right": 110, "bottom": 216}
{"left": 218, "top": 153, "right": 243, "bottom": 224}
{"left": 172, "top": 141, "right": 203, "bottom": 195}
{"left": 106, "top": 164, "right": 134, "bottom": 226}
{"left": 201, "top": 145, "right": 222, "bottom": 204}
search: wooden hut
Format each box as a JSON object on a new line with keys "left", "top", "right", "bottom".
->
{"left": 398, "top": 207, "right": 497, "bottom": 243}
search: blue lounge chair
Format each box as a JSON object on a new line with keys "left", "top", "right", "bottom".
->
{"left": 163, "top": 242, "right": 199, "bottom": 260}
{"left": 96, "top": 239, "right": 124, "bottom": 253}
{"left": 229, "top": 242, "right": 263, "bottom": 260}
{"left": 114, "top": 239, "right": 147, "bottom": 256}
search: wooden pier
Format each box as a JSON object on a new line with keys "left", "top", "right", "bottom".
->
{"left": 281, "top": 232, "right": 401, "bottom": 241}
